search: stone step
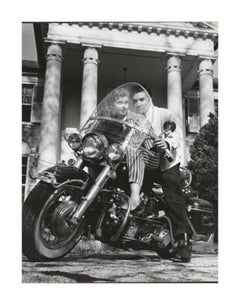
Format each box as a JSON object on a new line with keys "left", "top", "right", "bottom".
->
{"left": 74, "top": 237, "right": 218, "bottom": 255}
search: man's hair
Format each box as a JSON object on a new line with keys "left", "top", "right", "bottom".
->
{"left": 141, "top": 84, "right": 152, "bottom": 97}
{"left": 131, "top": 84, "right": 152, "bottom": 97}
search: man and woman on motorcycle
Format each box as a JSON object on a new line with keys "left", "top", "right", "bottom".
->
{"left": 109, "top": 85, "right": 192, "bottom": 262}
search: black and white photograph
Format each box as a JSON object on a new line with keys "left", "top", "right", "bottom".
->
{"left": 21, "top": 21, "right": 218, "bottom": 283}
{"left": 2, "top": 0, "right": 240, "bottom": 304}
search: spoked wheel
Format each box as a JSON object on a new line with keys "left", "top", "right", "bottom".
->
{"left": 22, "top": 182, "right": 85, "bottom": 261}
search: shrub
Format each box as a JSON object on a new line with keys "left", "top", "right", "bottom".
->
{"left": 188, "top": 113, "right": 218, "bottom": 212}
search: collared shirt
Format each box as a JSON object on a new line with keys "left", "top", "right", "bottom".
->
{"left": 145, "top": 105, "right": 181, "bottom": 171}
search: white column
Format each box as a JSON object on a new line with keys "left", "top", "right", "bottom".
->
{"left": 199, "top": 58, "right": 215, "bottom": 127}
{"left": 38, "top": 43, "right": 63, "bottom": 173}
{"left": 166, "top": 55, "right": 186, "bottom": 165}
{"left": 182, "top": 98, "right": 187, "bottom": 164}
{"left": 80, "top": 47, "right": 99, "bottom": 128}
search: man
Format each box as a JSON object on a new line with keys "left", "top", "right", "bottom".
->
{"left": 131, "top": 86, "right": 192, "bottom": 263}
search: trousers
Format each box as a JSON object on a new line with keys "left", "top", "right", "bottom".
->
{"left": 126, "top": 146, "right": 191, "bottom": 236}
{"left": 156, "top": 164, "right": 191, "bottom": 236}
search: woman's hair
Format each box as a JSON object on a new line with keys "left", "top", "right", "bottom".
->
{"left": 97, "top": 87, "right": 130, "bottom": 116}
{"left": 111, "top": 87, "right": 130, "bottom": 101}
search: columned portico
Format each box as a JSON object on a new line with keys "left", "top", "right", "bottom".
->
{"left": 22, "top": 22, "right": 218, "bottom": 200}
{"left": 80, "top": 46, "right": 100, "bottom": 128}
{"left": 166, "top": 54, "right": 186, "bottom": 165}
{"left": 38, "top": 42, "right": 64, "bottom": 173}
{"left": 199, "top": 58, "right": 215, "bottom": 127}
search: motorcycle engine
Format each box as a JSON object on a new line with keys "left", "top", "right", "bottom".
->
{"left": 96, "top": 189, "right": 172, "bottom": 249}
{"left": 135, "top": 224, "right": 171, "bottom": 248}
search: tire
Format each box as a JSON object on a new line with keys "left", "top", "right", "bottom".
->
{"left": 22, "top": 181, "right": 85, "bottom": 261}
{"left": 153, "top": 243, "right": 174, "bottom": 259}
{"left": 150, "top": 227, "right": 175, "bottom": 259}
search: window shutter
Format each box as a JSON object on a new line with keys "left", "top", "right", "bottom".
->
{"left": 31, "top": 84, "right": 44, "bottom": 123}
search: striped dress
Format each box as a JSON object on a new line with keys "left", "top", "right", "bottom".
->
{"left": 125, "top": 112, "right": 161, "bottom": 186}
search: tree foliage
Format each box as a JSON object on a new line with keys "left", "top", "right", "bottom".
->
{"left": 188, "top": 114, "right": 218, "bottom": 210}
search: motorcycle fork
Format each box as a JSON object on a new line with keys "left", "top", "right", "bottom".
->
{"left": 71, "top": 165, "right": 112, "bottom": 223}
{"left": 73, "top": 158, "right": 84, "bottom": 169}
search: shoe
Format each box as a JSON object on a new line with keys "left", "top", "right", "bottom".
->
{"left": 130, "top": 202, "right": 145, "bottom": 216}
{"left": 172, "top": 234, "right": 191, "bottom": 263}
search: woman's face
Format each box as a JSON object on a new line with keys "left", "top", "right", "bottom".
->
{"left": 112, "top": 95, "right": 129, "bottom": 118}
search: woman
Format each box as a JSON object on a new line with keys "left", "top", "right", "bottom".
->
{"left": 104, "top": 87, "right": 155, "bottom": 210}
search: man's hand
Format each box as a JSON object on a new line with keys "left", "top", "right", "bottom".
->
{"left": 153, "top": 138, "right": 168, "bottom": 150}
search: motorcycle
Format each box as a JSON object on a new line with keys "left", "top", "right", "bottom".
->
{"left": 22, "top": 83, "right": 216, "bottom": 261}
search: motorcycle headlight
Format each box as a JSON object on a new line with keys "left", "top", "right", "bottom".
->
{"left": 108, "top": 143, "right": 124, "bottom": 162}
{"left": 67, "top": 133, "right": 82, "bottom": 150}
{"left": 82, "top": 133, "right": 108, "bottom": 159}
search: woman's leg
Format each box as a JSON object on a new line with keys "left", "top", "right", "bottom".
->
{"left": 126, "top": 147, "right": 160, "bottom": 209}
{"left": 126, "top": 147, "right": 145, "bottom": 209}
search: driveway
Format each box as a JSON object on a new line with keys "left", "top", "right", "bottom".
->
{"left": 22, "top": 245, "right": 218, "bottom": 283}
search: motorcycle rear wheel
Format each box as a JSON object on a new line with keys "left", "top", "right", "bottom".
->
{"left": 22, "top": 181, "right": 85, "bottom": 261}
{"left": 151, "top": 228, "right": 175, "bottom": 259}
{"left": 153, "top": 243, "right": 174, "bottom": 259}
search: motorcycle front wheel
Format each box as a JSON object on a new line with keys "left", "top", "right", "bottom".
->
{"left": 22, "top": 181, "right": 85, "bottom": 261}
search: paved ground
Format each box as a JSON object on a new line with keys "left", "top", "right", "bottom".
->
{"left": 22, "top": 241, "right": 218, "bottom": 283}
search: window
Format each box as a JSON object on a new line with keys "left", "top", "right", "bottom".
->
{"left": 22, "top": 155, "right": 28, "bottom": 201}
{"left": 186, "top": 97, "right": 200, "bottom": 133}
{"left": 22, "top": 156, "right": 28, "bottom": 184}
{"left": 214, "top": 99, "right": 218, "bottom": 117}
{"left": 22, "top": 84, "right": 34, "bottom": 122}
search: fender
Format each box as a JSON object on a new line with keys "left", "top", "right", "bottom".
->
{"left": 38, "top": 165, "right": 92, "bottom": 191}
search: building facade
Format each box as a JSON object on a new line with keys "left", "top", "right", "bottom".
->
{"left": 22, "top": 22, "right": 218, "bottom": 199}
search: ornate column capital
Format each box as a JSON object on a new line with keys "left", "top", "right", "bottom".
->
{"left": 198, "top": 57, "right": 215, "bottom": 76}
{"left": 81, "top": 44, "right": 102, "bottom": 65}
{"left": 44, "top": 40, "right": 66, "bottom": 62}
{"left": 166, "top": 53, "right": 183, "bottom": 73}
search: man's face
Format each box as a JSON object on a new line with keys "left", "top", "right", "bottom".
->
{"left": 112, "top": 96, "right": 129, "bottom": 118}
{"left": 132, "top": 91, "right": 149, "bottom": 113}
